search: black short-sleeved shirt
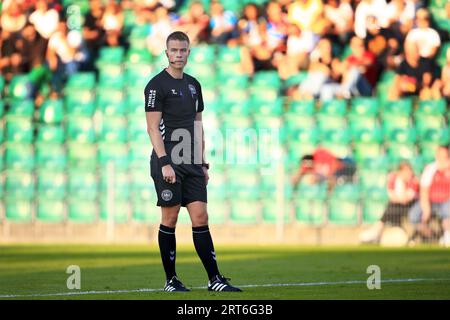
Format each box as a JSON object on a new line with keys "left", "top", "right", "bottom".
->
{"left": 144, "top": 68, "right": 204, "bottom": 147}
{"left": 396, "top": 58, "right": 438, "bottom": 95}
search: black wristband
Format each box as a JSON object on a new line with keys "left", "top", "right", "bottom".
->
{"left": 202, "top": 163, "right": 210, "bottom": 169}
{"left": 159, "top": 155, "right": 170, "bottom": 167}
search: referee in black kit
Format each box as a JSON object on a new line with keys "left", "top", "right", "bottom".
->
{"left": 144, "top": 31, "right": 241, "bottom": 292}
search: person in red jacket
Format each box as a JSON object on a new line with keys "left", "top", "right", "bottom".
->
{"left": 409, "top": 145, "right": 450, "bottom": 246}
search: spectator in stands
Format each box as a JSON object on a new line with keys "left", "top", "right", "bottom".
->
{"left": 441, "top": 47, "right": 450, "bottom": 100}
{"left": 0, "top": 29, "right": 24, "bottom": 82}
{"left": 377, "top": 35, "right": 403, "bottom": 71}
{"left": 323, "top": 0, "right": 354, "bottom": 46}
{"left": 101, "top": 0, "right": 124, "bottom": 47}
{"left": 388, "top": 41, "right": 441, "bottom": 100}
{"left": 276, "top": 22, "right": 319, "bottom": 80}
{"left": 359, "top": 161, "right": 419, "bottom": 243}
{"left": 237, "top": 2, "right": 264, "bottom": 48}
{"left": 46, "top": 20, "right": 81, "bottom": 94}
{"left": 385, "top": 0, "right": 416, "bottom": 29}
{"left": 409, "top": 145, "right": 450, "bottom": 247}
{"left": 294, "top": 37, "right": 338, "bottom": 99}
{"left": 320, "top": 36, "right": 376, "bottom": 100}
{"left": 287, "top": 0, "right": 327, "bottom": 35}
{"left": 147, "top": 5, "right": 173, "bottom": 56}
{"left": 29, "top": 0, "right": 60, "bottom": 41}
{"left": 405, "top": 8, "right": 441, "bottom": 60}
{"left": 257, "top": 1, "right": 288, "bottom": 71}
{"left": 0, "top": 0, "right": 27, "bottom": 36}
{"left": 291, "top": 154, "right": 318, "bottom": 188}
{"left": 176, "top": 1, "right": 210, "bottom": 45}
{"left": 209, "top": 1, "right": 238, "bottom": 44}
{"left": 83, "top": 0, "right": 105, "bottom": 70}
{"left": 291, "top": 147, "right": 356, "bottom": 190}
{"left": 354, "top": 0, "right": 388, "bottom": 39}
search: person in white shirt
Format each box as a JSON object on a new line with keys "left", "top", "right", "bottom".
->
{"left": 405, "top": 8, "right": 441, "bottom": 59}
{"left": 354, "top": 0, "right": 388, "bottom": 39}
{"left": 29, "top": 0, "right": 59, "bottom": 40}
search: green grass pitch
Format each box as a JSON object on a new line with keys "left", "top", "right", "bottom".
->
{"left": 0, "top": 244, "right": 449, "bottom": 300}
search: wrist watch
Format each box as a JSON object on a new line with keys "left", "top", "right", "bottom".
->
{"left": 201, "top": 163, "right": 210, "bottom": 169}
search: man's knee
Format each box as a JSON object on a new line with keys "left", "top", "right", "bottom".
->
{"left": 161, "top": 206, "right": 181, "bottom": 227}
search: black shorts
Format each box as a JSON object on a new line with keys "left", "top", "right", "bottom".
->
{"left": 150, "top": 151, "right": 207, "bottom": 207}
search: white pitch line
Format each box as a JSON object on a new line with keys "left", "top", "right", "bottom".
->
{"left": 1, "top": 278, "right": 450, "bottom": 299}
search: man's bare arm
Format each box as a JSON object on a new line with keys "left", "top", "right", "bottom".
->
{"left": 146, "top": 111, "right": 167, "bottom": 157}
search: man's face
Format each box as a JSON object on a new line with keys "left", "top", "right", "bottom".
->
{"left": 166, "top": 40, "right": 190, "bottom": 70}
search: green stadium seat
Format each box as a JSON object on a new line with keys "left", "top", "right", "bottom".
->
{"left": 38, "top": 99, "right": 64, "bottom": 124}
{"left": 285, "top": 71, "right": 308, "bottom": 87}
{"left": 328, "top": 184, "right": 360, "bottom": 225}
{"left": 0, "top": 75, "right": 5, "bottom": 97}
{"left": 68, "top": 169, "right": 98, "bottom": 200}
{"left": 132, "top": 199, "right": 160, "bottom": 223}
{"left": 5, "top": 143, "right": 34, "bottom": 170}
{"left": 320, "top": 128, "right": 351, "bottom": 144}
{"left": 352, "top": 127, "right": 383, "bottom": 144}
{"left": 37, "top": 170, "right": 66, "bottom": 199}
{"left": 382, "top": 98, "right": 413, "bottom": 116}
{"left": 286, "top": 99, "right": 315, "bottom": 115}
{"left": 189, "top": 45, "right": 216, "bottom": 64}
{"left": 100, "top": 198, "right": 130, "bottom": 223}
{"left": 126, "top": 115, "right": 150, "bottom": 142}
{"left": 218, "top": 74, "right": 249, "bottom": 89}
{"left": 125, "top": 95, "right": 144, "bottom": 116}
{"left": 288, "top": 140, "right": 317, "bottom": 162}
{"left": 36, "top": 198, "right": 65, "bottom": 223}
{"left": 252, "top": 70, "right": 281, "bottom": 89}
{"left": 65, "top": 72, "right": 96, "bottom": 90}
{"left": 287, "top": 126, "right": 320, "bottom": 144}
{"left": 217, "top": 45, "right": 241, "bottom": 63}
{"left": 285, "top": 114, "right": 315, "bottom": 131}
{"left": 349, "top": 116, "right": 379, "bottom": 132}
{"left": 99, "top": 69, "right": 125, "bottom": 89}
{"left": 261, "top": 198, "right": 290, "bottom": 223}
{"left": 385, "top": 128, "right": 417, "bottom": 144}
{"left": 205, "top": 200, "right": 227, "bottom": 224}
{"left": 5, "top": 116, "right": 33, "bottom": 143}
{"left": 415, "top": 114, "right": 446, "bottom": 134}
{"left": 99, "top": 168, "right": 130, "bottom": 200}
{"left": 67, "top": 198, "right": 98, "bottom": 223}
{"left": 416, "top": 99, "right": 446, "bottom": 116}
{"left": 294, "top": 183, "right": 327, "bottom": 225}
{"left": 221, "top": 115, "right": 252, "bottom": 132}
{"left": 129, "top": 141, "right": 151, "bottom": 169}
{"left": 185, "top": 63, "right": 216, "bottom": 84}
{"left": 230, "top": 199, "right": 259, "bottom": 224}
{"left": 359, "top": 169, "right": 387, "bottom": 190}
{"left": 65, "top": 90, "right": 96, "bottom": 117}
{"left": 36, "top": 124, "right": 65, "bottom": 143}
{"left": 321, "top": 143, "right": 352, "bottom": 159}
{"left": 99, "top": 116, "right": 127, "bottom": 143}
{"left": 317, "top": 115, "right": 347, "bottom": 131}
{"left": 7, "top": 99, "right": 34, "bottom": 117}
{"left": 349, "top": 97, "right": 379, "bottom": 117}
{"left": 207, "top": 171, "right": 228, "bottom": 200}
{"left": 8, "top": 74, "right": 32, "bottom": 99}
{"left": 125, "top": 48, "right": 152, "bottom": 65}
{"left": 387, "top": 143, "right": 417, "bottom": 162}
{"left": 67, "top": 142, "right": 97, "bottom": 170}
{"left": 97, "top": 88, "right": 126, "bottom": 115}
{"left": 65, "top": 116, "right": 96, "bottom": 143}
{"left": 253, "top": 115, "right": 284, "bottom": 140}
{"left": 227, "top": 168, "right": 261, "bottom": 199}
{"left": 418, "top": 127, "right": 450, "bottom": 144}
{"left": 251, "top": 96, "right": 283, "bottom": 116}
{"left": 97, "top": 142, "right": 129, "bottom": 170}
{"left": 130, "top": 167, "right": 155, "bottom": 200}
{"left": 35, "top": 143, "right": 67, "bottom": 170}
{"left": 362, "top": 187, "right": 388, "bottom": 224}
{"left": 222, "top": 99, "right": 251, "bottom": 116}
{"left": 5, "top": 170, "right": 35, "bottom": 199}
{"left": 124, "top": 63, "right": 152, "bottom": 89}
{"left": 97, "top": 46, "right": 125, "bottom": 65}
{"left": 0, "top": 100, "right": 4, "bottom": 117}
{"left": 5, "top": 198, "right": 33, "bottom": 222}
{"left": 318, "top": 99, "right": 347, "bottom": 116}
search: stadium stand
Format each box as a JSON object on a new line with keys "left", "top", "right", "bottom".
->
{"left": 0, "top": 0, "right": 449, "bottom": 245}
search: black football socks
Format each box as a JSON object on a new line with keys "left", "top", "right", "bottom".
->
{"left": 192, "top": 225, "right": 220, "bottom": 281}
{"left": 158, "top": 224, "right": 177, "bottom": 280}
